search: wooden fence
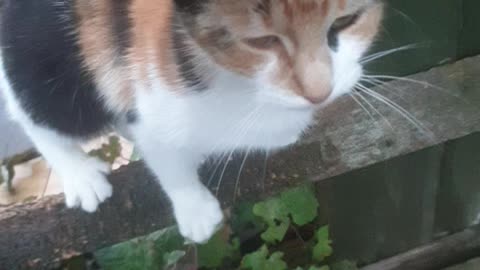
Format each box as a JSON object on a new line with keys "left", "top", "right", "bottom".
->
{"left": 1, "top": 0, "right": 480, "bottom": 269}
{"left": 1, "top": 54, "right": 479, "bottom": 269}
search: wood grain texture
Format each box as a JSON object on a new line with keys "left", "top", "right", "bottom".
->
{"left": 0, "top": 55, "right": 479, "bottom": 269}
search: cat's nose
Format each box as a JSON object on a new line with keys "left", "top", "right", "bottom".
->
{"left": 304, "top": 92, "right": 330, "bottom": 105}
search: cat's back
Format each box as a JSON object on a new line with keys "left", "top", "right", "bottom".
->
{"left": 0, "top": 0, "right": 116, "bottom": 138}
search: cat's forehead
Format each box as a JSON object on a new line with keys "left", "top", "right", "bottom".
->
{"left": 341, "top": 0, "right": 380, "bottom": 14}
{"left": 207, "top": 0, "right": 379, "bottom": 15}
{"left": 200, "top": 0, "right": 381, "bottom": 31}
{"left": 179, "top": 0, "right": 382, "bottom": 42}
{"left": 266, "top": 0, "right": 378, "bottom": 12}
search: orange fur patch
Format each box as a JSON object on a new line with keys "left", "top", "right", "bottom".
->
{"left": 75, "top": 0, "right": 382, "bottom": 107}
{"left": 343, "top": 3, "right": 383, "bottom": 42}
{"left": 129, "top": 0, "right": 179, "bottom": 89}
{"left": 75, "top": 1, "right": 133, "bottom": 112}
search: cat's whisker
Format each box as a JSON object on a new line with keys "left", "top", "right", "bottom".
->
{"left": 360, "top": 43, "right": 424, "bottom": 64}
{"left": 207, "top": 117, "right": 256, "bottom": 186}
{"left": 215, "top": 106, "right": 263, "bottom": 195}
{"left": 360, "top": 78, "right": 410, "bottom": 103}
{"left": 349, "top": 92, "right": 376, "bottom": 122}
{"left": 233, "top": 146, "right": 251, "bottom": 202}
{"left": 363, "top": 74, "right": 468, "bottom": 103}
{"left": 355, "top": 88, "right": 395, "bottom": 131}
{"left": 364, "top": 74, "right": 443, "bottom": 90}
{"left": 352, "top": 88, "right": 395, "bottom": 132}
{"left": 206, "top": 153, "right": 227, "bottom": 187}
{"left": 390, "top": 7, "right": 421, "bottom": 30}
{"left": 261, "top": 150, "right": 269, "bottom": 193}
{"left": 208, "top": 102, "right": 258, "bottom": 154}
{"left": 207, "top": 105, "right": 260, "bottom": 187}
{"left": 356, "top": 84, "right": 435, "bottom": 140}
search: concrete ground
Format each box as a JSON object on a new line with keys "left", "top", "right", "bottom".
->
{"left": 0, "top": 95, "right": 32, "bottom": 159}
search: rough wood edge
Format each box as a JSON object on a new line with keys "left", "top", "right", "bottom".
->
{"left": 361, "top": 224, "right": 480, "bottom": 270}
{"left": 1, "top": 55, "right": 480, "bottom": 269}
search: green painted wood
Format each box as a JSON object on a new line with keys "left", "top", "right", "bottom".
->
{"left": 443, "top": 258, "right": 480, "bottom": 270}
{"left": 368, "top": 0, "right": 480, "bottom": 76}
{"left": 459, "top": 0, "right": 480, "bottom": 58}
{"left": 325, "top": 1, "right": 480, "bottom": 263}
{"left": 325, "top": 132, "right": 480, "bottom": 265}
{"left": 435, "top": 133, "right": 480, "bottom": 233}
{"left": 329, "top": 145, "right": 444, "bottom": 264}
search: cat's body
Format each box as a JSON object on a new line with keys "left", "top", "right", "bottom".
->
{"left": 0, "top": 0, "right": 382, "bottom": 242}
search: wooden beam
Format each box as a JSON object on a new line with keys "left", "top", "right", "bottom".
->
{"left": 1, "top": 55, "right": 480, "bottom": 269}
{"left": 361, "top": 224, "right": 480, "bottom": 270}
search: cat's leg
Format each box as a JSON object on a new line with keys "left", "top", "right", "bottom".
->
{"left": 20, "top": 123, "right": 113, "bottom": 212}
{"left": 135, "top": 137, "right": 223, "bottom": 243}
{"left": 0, "top": 63, "right": 112, "bottom": 212}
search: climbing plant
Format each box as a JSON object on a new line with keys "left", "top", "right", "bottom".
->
{"left": 94, "top": 184, "right": 358, "bottom": 270}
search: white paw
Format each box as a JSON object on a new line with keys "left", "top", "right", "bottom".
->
{"left": 172, "top": 187, "right": 223, "bottom": 243}
{"left": 62, "top": 158, "right": 113, "bottom": 212}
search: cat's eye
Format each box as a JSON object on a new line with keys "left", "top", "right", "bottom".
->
{"left": 330, "top": 13, "right": 360, "bottom": 33}
{"left": 328, "top": 13, "right": 361, "bottom": 49}
{"left": 244, "top": 35, "right": 282, "bottom": 50}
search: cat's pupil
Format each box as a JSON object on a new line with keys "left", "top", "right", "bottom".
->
{"left": 327, "top": 13, "right": 360, "bottom": 50}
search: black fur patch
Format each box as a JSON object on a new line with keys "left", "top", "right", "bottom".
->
{"left": 0, "top": 0, "right": 114, "bottom": 138}
{"left": 172, "top": 20, "right": 207, "bottom": 91}
{"left": 174, "top": 0, "right": 208, "bottom": 16}
{"left": 328, "top": 13, "right": 361, "bottom": 51}
{"left": 126, "top": 110, "right": 137, "bottom": 124}
{"left": 327, "top": 28, "right": 340, "bottom": 50}
{"left": 110, "top": 0, "right": 132, "bottom": 56}
{"left": 254, "top": 0, "right": 271, "bottom": 16}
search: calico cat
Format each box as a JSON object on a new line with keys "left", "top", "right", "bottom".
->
{"left": 0, "top": 0, "right": 383, "bottom": 243}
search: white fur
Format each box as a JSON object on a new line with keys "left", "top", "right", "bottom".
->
{"left": 328, "top": 36, "right": 367, "bottom": 103}
{"left": 129, "top": 33, "right": 367, "bottom": 242}
{"left": 0, "top": 31, "right": 369, "bottom": 242}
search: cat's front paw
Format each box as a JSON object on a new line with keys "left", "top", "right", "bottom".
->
{"left": 62, "top": 157, "right": 113, "bottom": 212}
{"left": 172, "top": 187, "right": 223, "bottom": 243}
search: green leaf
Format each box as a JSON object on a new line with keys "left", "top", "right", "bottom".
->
{"left": 310, "top": 266, "right": 330, "bottom": 270}
{"left": 312, "top": 226, "right": 333, "bottom": 263}
{"left": 242, "top": 245, "right": 269, "bottom": 270}
{"left": 293, "top": 265, "right": 330, "bottom": 270}
{"left": 198, "top": 228, "right": 238, "bottom": 268}
{"left": 281, "top": 185, "right": 319, "bottom": 226}
{"left": 253, "top": 197, "right": 289, "bottom": 224}
{"left": 89, "top": 136, "right": 122, "bottom": 164}
{"left": 252, "top": 185, "right": 319, "bottom": 244}
{"left": 163, "top": 250, "right": 186, "bottom": 267}
{"left": 95, "top": 227, "right": 185, "bottom": 270}
{"left": 94, "top": 238, "right": 159, "bottom": 270}
{"left": 241, "top": 246, "right": 288, "bottom": 270}
{"left": 260, "top": 216, "right": 290, "bottom": 243}
{"left": 253, "top": 197, "right": 290, "bottom": 243}
{"left": 331, "top": 260, "right": 358, "bottom": 270}
{"left": 231, "top": 202, "right": 264, "bottom": 235}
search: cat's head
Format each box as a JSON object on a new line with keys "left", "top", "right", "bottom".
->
{"left": 177, "top": 0, "right": 383, "bottom": 108}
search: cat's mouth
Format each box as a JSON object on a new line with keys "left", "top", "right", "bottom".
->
{"left": 256, "top": 89, "right": 317, "bottom": 111}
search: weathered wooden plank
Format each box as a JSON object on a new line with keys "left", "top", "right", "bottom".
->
{"left": 361, "top": 225, "right": 480, "bottom": 270}
{"left": 0, "top": 55, "right": 479, "bottom": 269}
